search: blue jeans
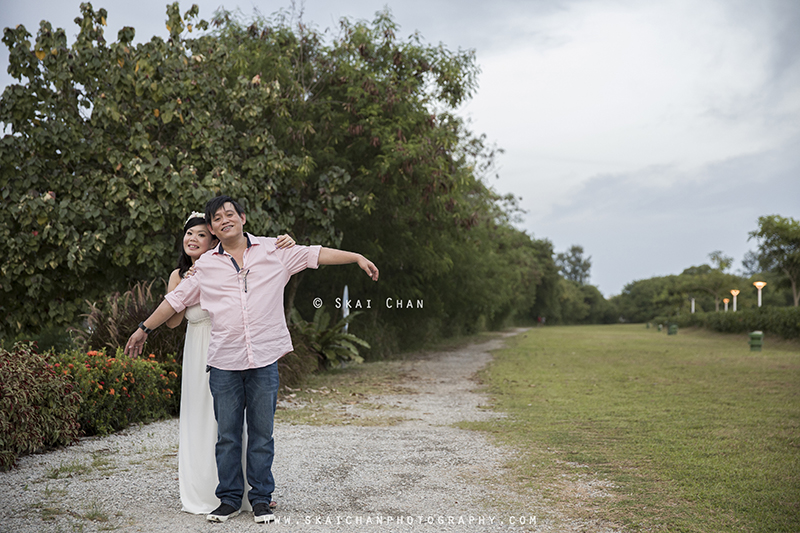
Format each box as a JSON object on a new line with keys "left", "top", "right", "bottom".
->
{"left": 208, "top": 364, "right": 279, "bottom": 508}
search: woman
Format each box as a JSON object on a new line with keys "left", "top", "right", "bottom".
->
{"left": 166, "top": 212, "right": 293, "bottom": 513}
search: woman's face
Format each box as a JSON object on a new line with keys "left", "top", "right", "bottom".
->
{"left": 183, "top": 223, "right": 216, "bottom": 261}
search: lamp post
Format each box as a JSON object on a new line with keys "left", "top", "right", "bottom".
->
{"left": 723, "top": 298, "right": 730, "bottom": 312}
{"left": 730, "top": 289, "right": 740, "bottom": 312}
{"left": 691, "top": 297, "right": 695, "bottom": 314}
{"left": 753, "top": 281, "right": 767, "bottom": 307}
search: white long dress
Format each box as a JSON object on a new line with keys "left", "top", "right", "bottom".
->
{"left": 178, "top": 304, "right": 251, "bottom": 513}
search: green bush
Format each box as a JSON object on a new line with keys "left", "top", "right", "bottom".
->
{"left": 1, "top": 326, "right": 76, "bottom": 353}
{"left": 653, "top": 307, "right": 800, "bottom": 339}
{"left": 54, "top": 348, "right": 181, "bottom": 436}
{"left": 0, "top": 342, "right": 81, "bottom": 470}
{"left": 290, "top": 308, "right": 370, "bottom": 369}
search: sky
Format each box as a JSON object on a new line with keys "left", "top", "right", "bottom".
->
{"left": 2, "top": 0, "right": 799, "bottom": 296}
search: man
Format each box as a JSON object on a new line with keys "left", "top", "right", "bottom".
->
{"left": 125, "top": 195, "right": 379, "bottom": 523}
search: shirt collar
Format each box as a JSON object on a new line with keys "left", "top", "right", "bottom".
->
{"left": 214, "top": 233, "right": 256, "bottom": 255}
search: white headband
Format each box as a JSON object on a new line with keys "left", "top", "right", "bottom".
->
{"left": 185, "top": 211, "right": 206, "bottom": 225}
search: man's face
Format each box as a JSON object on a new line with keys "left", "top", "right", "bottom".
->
{"left": 209, "top": 202, "right": 246, "bottom": 239}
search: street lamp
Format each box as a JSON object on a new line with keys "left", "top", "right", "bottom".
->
{"left": 723, "top": 298, "right": 730, "bottom": 312}
{"left": 753, "top": 281, "right": 767, "bottom": 307}
{"left": 730, "top": 289, "right": 740, "bottom": 312}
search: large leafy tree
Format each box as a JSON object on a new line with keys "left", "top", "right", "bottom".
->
{"left": 210, "top": 9, "right": 484, "bottom": 316}
{"left": 749, "top": 215, "right": 800, "bottom": 306}
{"left": 555, "top": 245, "right": 591, "bottom": 285}
{"left": 0, "top": 4, "right": 357, "bottom": 335}
{"left": 612, "top": 275, "right": 682, "bottom": 322}
{"left": 213, "top": 10, "right": 561, "bottom": 345}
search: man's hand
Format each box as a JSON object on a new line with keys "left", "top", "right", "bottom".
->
{"left": 276, "top": 234, "right": 295, "bottom": 249}
{"left": 124, "top": 329, "right": 148, "bottom": 358}
{"left": 318, "top": 248, "right": 379, "bottom": 280}
{"left": 358, "top": 256, "right": 379, "bottom": 281}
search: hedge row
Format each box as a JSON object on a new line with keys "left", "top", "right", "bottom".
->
{"left": 2, "top": 321, "right": 359, "bottom": 470}
{"left": 55, "top": 348, "right": 181, "bottom": 437}
{"left": 653, "top": 306, "right": 800, "bottom": 339}
{"left": 0, "top": 342, "right": 180, "bottom": 470}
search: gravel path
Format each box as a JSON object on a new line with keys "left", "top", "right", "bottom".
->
{"left": 0, "top": 330, "right": 620, "bottom": 533}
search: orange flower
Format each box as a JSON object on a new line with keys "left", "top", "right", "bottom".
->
{"left": 148, "top": 353, "right": 156, "bottom": 359}
{"left": 98, "top": 384, "right": 103, "bottom": 390}
{"left": 68, "top": 363, "right": 74, "bottom": 368}
{"left": 122, "top": 387, "right": 128, "bottom": 392}
{"left": 109, "top": 388, "right": 115, "bottom": 395}
{"left": 87, "top": 350, "right": 99, "bottom": 356}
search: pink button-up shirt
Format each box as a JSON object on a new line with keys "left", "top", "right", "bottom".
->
{"left": 165, "top": 233, "right": 321, "bottom": 371}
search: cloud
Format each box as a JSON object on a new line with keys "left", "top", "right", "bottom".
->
{"left": 538, "top": 135, "right": 800, "bottom": 294}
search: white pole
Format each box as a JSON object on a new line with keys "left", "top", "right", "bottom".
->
{"left": 757, "top": 288, "right": 762, "bottom": 307}
{"left": 691, "top": 298, "right": 695, "bottom": 314}
{"left": 342, "top": 285, "right": 350, "bottom": 333}
{"left": 733, "top": 294, "right": 737, "bottom": 312}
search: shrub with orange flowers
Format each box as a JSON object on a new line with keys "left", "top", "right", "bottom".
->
{"left": 54, "top": 348, "right": 181, "bottom": 436}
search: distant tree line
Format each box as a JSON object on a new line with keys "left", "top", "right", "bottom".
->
{"left": 611, "top": 215, "right": 800, "bottom": 323}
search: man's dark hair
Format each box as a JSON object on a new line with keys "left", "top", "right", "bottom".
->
{"left": 205, "top": 195, "right": 245, "bottom": 225}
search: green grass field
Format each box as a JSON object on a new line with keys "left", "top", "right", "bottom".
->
{"left": 462, "top": 325, "right": 799, "bottom": 532}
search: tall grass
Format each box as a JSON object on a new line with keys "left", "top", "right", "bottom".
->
{"left": 463, "top": 325, "right": 800, "bottom": 532}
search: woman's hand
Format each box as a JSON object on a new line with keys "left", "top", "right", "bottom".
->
{"left": 276, "top": 234, "right": 295, "bottom": 249}
{"left": 183, "top": 265, "right": 197, "bottom": 280}
{"left": 125, "top": 329, "right": 147, "bottom": 358}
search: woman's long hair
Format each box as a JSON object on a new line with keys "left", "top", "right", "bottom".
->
{"left": 177, "top": 217, "right": 216, "bottom": 278}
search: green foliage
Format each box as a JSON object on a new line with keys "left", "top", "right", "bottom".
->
{"left": 0, "top": 342, "right": 81, "bottom": 470}
{"left": 290, "top": 307, "right": 370, "bottom": 368}
{"left": 555, "top": 245, "right": 592, "bottom": 285}
{"left": 680, "top": 257, "right": 743, "bottom": 312}
{"left": 0, "top": 3, "right": 581, "bottom": 350}
{"left": 0, "top": 325, "right": 76, "bottom": 353}
{"left": 54, "top": 348, "right": 180, "bottom": 436}
{"left": 216, "top": 9, "right": 560, "bottom": 349}
{"left": 749, "top": 215, "right": 800, "bottom": 306}
{"left": 613, "top": 258, "right": 755, "bottom": 322}
{"left": 612, "top": 244, "right": 798, "bottom": 325}
{"left": 0, "top": 3, "right": 357, "bottom": 336}
{"left": 654, "top": 307, "right": 800, "bottom": 339}
{"left": 71, "top": 280, "right": 186, "bottom": 362}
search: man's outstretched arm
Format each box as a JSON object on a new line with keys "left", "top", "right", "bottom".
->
{"left": 318, "top": 248, "right": 379, "bottom": 281}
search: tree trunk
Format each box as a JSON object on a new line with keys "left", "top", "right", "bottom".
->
{"left": 284, "top": 271, "right": 305, "bottom": 324}
{"left": 784, "top": 267, "right": 799, "bottom": 307}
